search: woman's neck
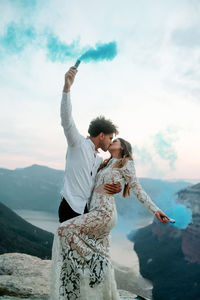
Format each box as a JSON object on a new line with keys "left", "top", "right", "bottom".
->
{"left": 110, "top": 151, "right": 121, "bottom": 159}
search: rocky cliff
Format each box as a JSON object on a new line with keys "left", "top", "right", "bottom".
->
{"left": 178, "top": 183, "right": 200, "bottom": 264}
{"left": 130, "top": 183, "right": 200, "bottom": 300}
{"left": 0, "top": 253, "right": 139, "bottom": 299}
{"left": 0, "top": 253, "right": 50, "bottom": 298}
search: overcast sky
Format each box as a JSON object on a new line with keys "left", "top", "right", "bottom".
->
{"left": 0, "top": 0, "right": 200, "bottom": 180}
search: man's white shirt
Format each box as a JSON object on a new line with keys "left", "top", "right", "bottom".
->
{"left": 60, "top": 92, "right": 103, "bottom": 214}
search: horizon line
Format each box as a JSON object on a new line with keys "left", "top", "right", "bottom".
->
{"left": 0, "top": 163, "right": 199, "bottom": 183}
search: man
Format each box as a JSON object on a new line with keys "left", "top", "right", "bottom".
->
{"left": 58, "top": 66, "right": 121, "bottom": 223}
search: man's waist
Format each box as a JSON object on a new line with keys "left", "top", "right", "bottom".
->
{"left": 60, "top": 190, "right": 89, "bottom": 214}
{"left": 62, "top": 178, "right": 94, "bottom": 195}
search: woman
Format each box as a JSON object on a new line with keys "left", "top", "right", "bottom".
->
{"left": 50, "top": 138, "right": 169, "bottom": 300}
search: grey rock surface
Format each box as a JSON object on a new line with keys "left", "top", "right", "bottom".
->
{"left": 114, "top": 261, "right": 152, "bottom": 300}
{"left": 0, "top": 253, "right": 142, "bottom": 299}
{"left": 0, "top": 253, "right": 50, "bottom": 298}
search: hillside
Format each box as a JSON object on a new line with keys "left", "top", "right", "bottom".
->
{"left": 0, "top": 201, "right": 54, "bottom": 259}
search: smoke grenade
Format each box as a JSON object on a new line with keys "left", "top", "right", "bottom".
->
{"left": 169, "top": 218, "right": 175, "bottom": 223}
{"left": 74, "top": 59, "right": 81, "bottom": 69}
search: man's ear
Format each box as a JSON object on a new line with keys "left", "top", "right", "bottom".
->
{"left": 99, "top": 132, "right": 105, "bottom": 140}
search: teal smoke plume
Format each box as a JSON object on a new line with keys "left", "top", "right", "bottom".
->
{"left": 0, "top": 22, "right": 118, "bottom": 64}
{"left": 79, "top": 41, "right": 117, "bottom": 63}
{"left": 113, "top": 180, "right": 192, "bottom": 237}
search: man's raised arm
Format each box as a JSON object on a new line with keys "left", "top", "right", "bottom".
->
{"left": 61, "top": 67, "right": 82, "bottom": 146}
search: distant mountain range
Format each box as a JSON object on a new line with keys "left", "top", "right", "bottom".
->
{"left": 0, "top": 164, "right": 191, "bottom": 216}
{"left": 0, "top": 201, "right": 53, "bottom": 259}
{"left": 0, "top": 164, "right": 64, "bottom": 213}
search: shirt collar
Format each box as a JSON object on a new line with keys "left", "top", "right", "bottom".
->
{"left": 87, "top": 138, "right": 100, "bottom": 154}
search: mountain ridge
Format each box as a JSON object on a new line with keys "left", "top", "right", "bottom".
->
{"left": 0, "top": 164, "right": 190, "bottom": 214}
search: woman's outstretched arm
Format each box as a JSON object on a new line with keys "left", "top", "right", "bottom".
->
{"left": 121, "top": 160, "right": 169, "bottom": 224}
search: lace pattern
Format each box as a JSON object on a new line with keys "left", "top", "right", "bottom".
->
{"left": 121, "top": 160, "right": 160, "bottom": 214}
{"left": 50, "top": 158, "right": 160, "bottom": 299}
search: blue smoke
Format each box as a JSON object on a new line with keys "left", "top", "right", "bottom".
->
{"left": 165, "top": 204, "right": 192, "bottom": 229}
{"left": 79, "top": 41, "right": 117, "bottom": 62}
{"left": 134, "top": 145, "right": 153, "bottom": 166}
{"left": 113, "top": 179, "right": 192, "bottom": 237}
{"left": 9, "top": 0, "right": 37, "bottom": 9}
{"left": 154, "top": 130, "right": 178, "bottom": 169}
{"left": 0, "top": 22, "right": 117, "bottom": 64}
{"left": 46, "top": 33, "right": 79, "bottom": 62}
{"left": 0, "top": 22, "right": 36, "bottom": 55}
{"left": 155, "top": 187, "right": 193, "bottom": 229}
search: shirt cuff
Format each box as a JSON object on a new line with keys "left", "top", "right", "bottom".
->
{"left": 63, "top": 91, "right": 70, "bottom": 96}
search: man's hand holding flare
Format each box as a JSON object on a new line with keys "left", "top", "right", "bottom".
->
{"left": 63, "top": 66, "right": 78, "bottom": 93}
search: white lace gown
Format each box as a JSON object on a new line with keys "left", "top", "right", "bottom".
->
{"left": 50, "top": 158, "right": 160, "bottom": 300}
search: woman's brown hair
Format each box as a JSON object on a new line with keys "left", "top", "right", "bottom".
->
{"left": 98, "top": 138, "right": 133, "bottom": 198}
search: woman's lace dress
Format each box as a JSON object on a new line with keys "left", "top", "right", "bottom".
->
{"left": 50, "top": 158, "right": 160, "bottom": 300}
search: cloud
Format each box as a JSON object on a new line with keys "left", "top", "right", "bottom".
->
{"left": 133, "top": 145, "right": 165, "bottom": 178}
{"left": 171, "top": 26, "right": 200, "bottom": 48}
{"left": 133, "top": 126, "right": 180, "bottom": 175}
{"left": 153, "top": 127, "right": 178, "bottom": 169}
{"left": 134, "top": 146, "right": 153, "bottom": 166}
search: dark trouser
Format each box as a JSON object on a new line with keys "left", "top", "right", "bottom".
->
{"left": 58, "top": 197, "right": 88, "bottom": 223}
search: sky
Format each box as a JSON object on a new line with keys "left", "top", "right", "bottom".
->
{"left": 0, "top": 0, "right": 200, "bottom": 180}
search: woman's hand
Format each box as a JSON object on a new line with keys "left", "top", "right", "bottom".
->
{"left": 155, "top": 210, "right": 170, "bottom": 224}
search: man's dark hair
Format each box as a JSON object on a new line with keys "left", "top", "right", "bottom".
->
{"left": 88, "top": 115, "right": 119, "bottom": 137}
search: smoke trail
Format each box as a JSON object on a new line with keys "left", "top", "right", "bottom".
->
{"left": 154, "top": 188, "right": 193, "bottom": 229}
{"left": 113, "top": 179, "right": 192, "bottom": 237}
{"left": 0, "top": 22, "right": 36, "bottom": 55}
{"left": 79, "top": 41, "right": 117, "bottom": 62}
{"left": 0, "top": 22, "right": 117, "bottom": 64}
{"left": 46, "top": 33, "right": 79, "bottom": 62}
{"left": 134, "top": 145, "right": 153, "bottom": 165}
{"left": 166, "top": 204, "right": 192, "bottom": 229}
{"left": 154, "top": 128, "right": 178, "bottom": 169}
{"left": 9, "top": 0, "right": 37, "bottom": 10}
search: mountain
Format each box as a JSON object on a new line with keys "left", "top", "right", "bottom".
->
{"left": 0, "top": 201, "right": 54, "bottom": 259}
{"left": 177, "top": 183, "right": 200, "bottom": 264}
{"left": 0, "top": 164, "right": 190, "bottom": 215}
{"left": 129, "top": 183, "right": 200, "bottom": 300}
{"left": 0, "top": 164, "right": 64, "bottom": 212}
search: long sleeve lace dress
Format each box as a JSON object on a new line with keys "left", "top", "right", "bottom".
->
{"left": 50, "top": 158, "right": 160, "bottom": 300}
